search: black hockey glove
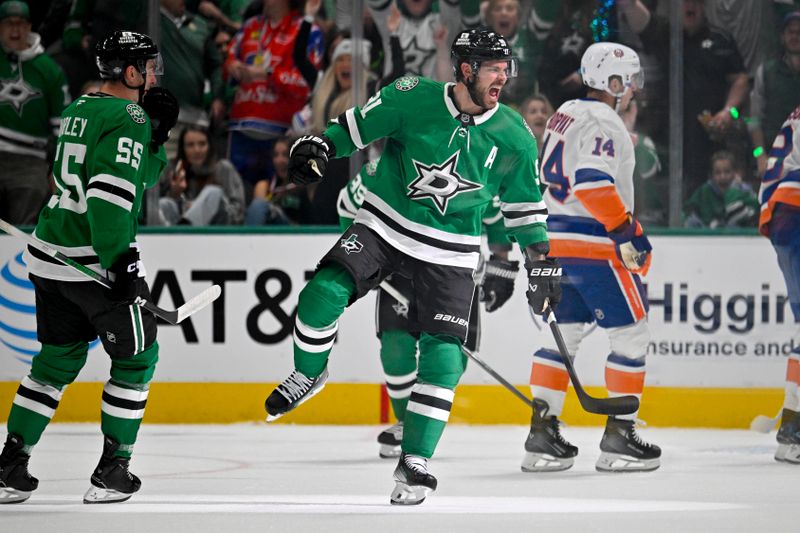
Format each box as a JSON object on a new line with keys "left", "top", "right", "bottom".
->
{"left": 525, "top": 257, "right": 562, "bottom": 316}
{"left": 141, "top": 87, "right": 179, "bottom": 149}
{"left": 480, "top": 255, "right": 519, "bottom": 313}
{"left": 288, "top": 135, "right": 334, "bottom": 185}
{"left": 109, "top": 249, "right": 143, "bottom": 303}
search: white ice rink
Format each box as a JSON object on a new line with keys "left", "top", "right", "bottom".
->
{"left": 0, "top": 424, "right": 796, "bottom": 533}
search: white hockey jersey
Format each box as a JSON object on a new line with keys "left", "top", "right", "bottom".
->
{"left": 758, "top": 105, "right": 800, "bottom": 235}
{"left": 539, "top": 98, "right": 635, "bottom": 263}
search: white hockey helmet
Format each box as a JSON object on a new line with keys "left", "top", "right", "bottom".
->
{"left": 580, "top": 42, "right": 643, "bottom": 98}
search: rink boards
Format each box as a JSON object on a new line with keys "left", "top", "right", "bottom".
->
{"left": 0, "top": 230, "right": 790, "bottom": 427}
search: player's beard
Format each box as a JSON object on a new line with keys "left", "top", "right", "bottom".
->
{"left": 469, "top": 81, "right": 503, "bottom": 111}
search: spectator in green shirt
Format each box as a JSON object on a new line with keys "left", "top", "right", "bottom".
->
{"left": 684, "top": 150, "right": 759, "bottom": 229}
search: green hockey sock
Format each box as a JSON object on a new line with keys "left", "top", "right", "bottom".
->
{"left": 293, "top": 263, "right": 356, "bottom": 378}
{"left": 380, "top": 330, "right": 419, "bottom": 421}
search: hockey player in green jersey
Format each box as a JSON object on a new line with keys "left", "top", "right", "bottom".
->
{"left": 337, "top": 160, "right": 520, "bottom": 459}
{"left": 0, "top": 31, "right": 178, "bottom": 504}
{"left": 264, "top": 29, "right": 561, "bottom": 505}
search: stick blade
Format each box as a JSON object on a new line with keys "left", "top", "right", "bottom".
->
{"left": 750, "top": 414, "right": 778, "bottom": 433}
{"left": 176, "top": 285, "right": 221, "bottom": 323}
{"left": 580, "top": 392, "right": 640, "bottom": 416}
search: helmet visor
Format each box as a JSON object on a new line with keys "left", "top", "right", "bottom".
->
{"left": 479, "top": 58, "right": 519, "bottom": 79}
{"left": 630, "top": 69, "right": 644, "bottom": 90}
{"left": 145, "top": 54, "right": 164, "bottom": 77}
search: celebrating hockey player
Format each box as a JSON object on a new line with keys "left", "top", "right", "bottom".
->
{"left": 0, "top": 31, "right": 178, "bottom": 504}
{"left": 264, "top": 29, "right": 561, "bottom": 505}
{"left": 337, "top": 161, "right": 518, "bottom": 459}
{"left": 758, "top": 105, "right": 800, "bottom": 465}
{"left": 522, "top": 42, "right": 661, "bottom": 474}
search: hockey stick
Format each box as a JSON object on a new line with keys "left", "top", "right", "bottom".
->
{"left": 543, "top": 303, "right": 639, "bottom": 416}
{"left": 0, "top": 218, "right": 220, "bottom": 324}
{"left": 750, "top": 410, "right": 782, "bottom": 433}
{"left": 379, "top": 281, "right": 534, "bottom": 408}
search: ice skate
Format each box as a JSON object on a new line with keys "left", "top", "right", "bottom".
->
{"left": 775, "top": 409, "right": 800, "bottom": 464}
{"left": 521, "top": 398, "right": 578, "bottom": 472}
{"left": 265, "top": 367, "right": 329, "bottom": 422}
{"left": 377, "top": 422, "right": 403, "bottom": 458}
{"left": 596, "top": 417, "right": 661, "bottom": 472}
{"left": 83, "top": 436, "right": 141, "bottom": 504}
{"left": 0, "top": 433, "right": 38, "bottom": 504}
{"left": 390, "top": 452, "right": 437, "bottom": 505}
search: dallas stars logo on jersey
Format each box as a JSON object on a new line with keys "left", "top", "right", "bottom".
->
{"left": 407, "top": 151, "right": 482, "bottom": 214}
{"left": 0, "top": 76, "right": 42, "bottom": 115}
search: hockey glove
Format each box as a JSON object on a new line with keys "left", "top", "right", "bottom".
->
{"left": 141, "top": 87, "right": 179, "bottom": 149}
{"left": 480, "top": 255, "right": 519, "bottom": 313}
{"left": 109, "top": 249, "right": 143, "bottom": 303}
{"left": 289, "top": 135, "right": 334, "bottom": 185}
{"left": 525, "top": 257, "right": 562, "bottom": 316}
{"left": 609, "top": 214, "right": 652, "bottom": 275}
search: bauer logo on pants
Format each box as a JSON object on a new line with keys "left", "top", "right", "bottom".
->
{"left": 340, "top": 234, "right": 363, "bottom": 254}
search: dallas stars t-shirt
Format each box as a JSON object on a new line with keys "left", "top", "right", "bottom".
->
{"left": 325, "top": 76, "right": 547, "bottom": 270}
{"left": 25, "top": 93, "right": 167, "bottom": 282}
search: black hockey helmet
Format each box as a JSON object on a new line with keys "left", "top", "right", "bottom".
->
{"left": 450, "top": 29, "right": 518, "bottom": 82}
{"left": 95, "top": 30, "right": 163, "bottom": 81}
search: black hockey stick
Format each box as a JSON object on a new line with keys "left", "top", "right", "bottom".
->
{"left": 379, "top": 281, "right": 534, "bottom": 409}
{"left": 0, "top": 218, "right": 220, "bottom": 324}
{"left": 544, "top": 302, "right": 639, "bottom": 416}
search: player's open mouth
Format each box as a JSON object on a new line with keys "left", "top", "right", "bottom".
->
{"left": 489, "top": 87, "right": 501, "bottom": 99}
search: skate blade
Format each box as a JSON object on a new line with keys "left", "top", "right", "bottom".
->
{"left": 595, "top": 452, "right": 660, "bottom": 472}
{"left": 265, "top": 382, "right": 327, "bottom": 423}
{"left": 521, "top": 452, "right": 575, "bottom": 472}
{"left": 390, "top": 481, "right": 432, "bottom": 505}
{"left": 774, "top": 443, "right": 800, "bottom": 464}
{"left": 83, "top": 485, "right": 134, "bottom": 504}
{"left": 0, "top": 487, "right": 32, "bottom": 504}
{"left": 379, "top": 444, "right": 401, "bottom": 459}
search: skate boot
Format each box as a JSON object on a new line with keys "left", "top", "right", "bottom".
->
{"left": 377, "top": 422, "right": 403, "bottom": 458}
{"left": 595, "top": 417, "right": 661, "bottom": 472}
{"left": 521, "top": 398, "right": 578, "bottom": 472}
{"left": 0, "top": 433, "right": 38, "bottom": 504}
{"left": 83, "top": 436, "right": 141, "bottom": 504}
{"left": 265, "top": 367, "right": 329, "bottom": 422}
{"left": 775, "top": 408, "right": 800, "bottom": 464}
{"left": 390, "top": 452, "right": 437, "bottom": 505}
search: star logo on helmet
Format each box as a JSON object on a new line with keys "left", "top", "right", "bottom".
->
{"left": 407, "top": 152, "right": 483, "bottom": 214}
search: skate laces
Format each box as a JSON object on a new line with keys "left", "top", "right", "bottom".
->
{"left": 277, "top": 370, "right": 314, "bottom": 401}
{"left": 403, "top": 454, "right": 428, "bottom": 474}
{"left": 386, "top": 422, "right": 404, "bottom": 438}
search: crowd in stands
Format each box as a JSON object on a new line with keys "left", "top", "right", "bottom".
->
{"left": 2, "top": 0, "right": 800, "bottom": 230}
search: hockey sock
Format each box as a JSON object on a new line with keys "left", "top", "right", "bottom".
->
{"left": 380, "top": 330, "right": 419, "bottom": 421}
{"left": 101, "top": 341, "right": 159, "bottom": 458}
{"left": 294, "top": 264, "right": 356, "bottom": 378}
{"left": 7, "top": 342, "right": 88, "bottom": 451}
{"left": 402, "top": 334, "right": 464, "bottom": 458}
{"left": 605, "top": 352, "right": 645, "bottom": 420}
{"left": 785, "top": 350, "right": 800, "bottom": 411}
{"left": 529, "top": 349, "right": 569, "bottom": 417}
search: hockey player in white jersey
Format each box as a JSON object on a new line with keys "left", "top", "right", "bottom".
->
{"left": 522, "top": 42, "right": 661, "bottom": 473}
{"left": 758, "top": 105, "right": 800, "bottom": 464}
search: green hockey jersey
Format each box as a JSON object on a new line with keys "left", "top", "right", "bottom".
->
{"left": 325, "top": 76, "right": 547, "bottom": 270}
{"left": 25, "top": 93, "right": 167, "bottom": 281}
{"left": 337, "top": 157, "right": 510, "bottom": 249}
{"left": 0, "top": 33, "right": 69, "bottom": 159}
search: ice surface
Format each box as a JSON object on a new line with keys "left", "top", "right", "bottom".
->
{"left": 0, "top": 424, "right": 796, "bottom": 532}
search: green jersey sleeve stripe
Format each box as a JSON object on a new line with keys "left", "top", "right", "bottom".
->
{"left": 504, "top": 214, "right": 548, "bottom": 228}
{"left": 345, "top": 108, "right": 367, "bottom": 149}
{"left": 88, "top": 173, "right": 137, "bottom": 195}
{"left": 500, "top": 200, "right": 548, "bottom": 212}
